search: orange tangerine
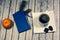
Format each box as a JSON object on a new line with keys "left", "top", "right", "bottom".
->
{"left": 2, "top": 18, "right": 12, "bottom": 29}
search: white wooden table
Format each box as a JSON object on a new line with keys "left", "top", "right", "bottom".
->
{"left": 0, "top": 0, "right": 59, "bottom": 40}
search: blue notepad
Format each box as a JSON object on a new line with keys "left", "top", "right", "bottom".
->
{"left": 13, "top": 10, "right": 31, "bottom": 33}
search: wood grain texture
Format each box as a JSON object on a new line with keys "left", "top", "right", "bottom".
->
{"left": 11, "top": 0, "right": 19, "bottom": 40}
{"left": 0, "top": 0, "right": 10, "bottom": 40}
{"left": 5, "top": 0, "right": 13, "bottom": 40}
{"left": 0, "top": 0, "right": 59, "bottom": 40}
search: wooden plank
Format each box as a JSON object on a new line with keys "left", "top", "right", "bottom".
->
{"left": 11, "top": 0, "right": 19, "bottom": 40}
{"left": 5, "top": 0, "right": 13, "bottom": 40}
{"left": 40, "top": 0, "right": 46, "bottom": 12}
{"left": 14, "top": 0, "right": 26, "bottom": 40}
{"left": 46, "top": 33, "right": 52, "bottom": 40}
{"left": 31, "top": 0, "right": 35, "bottom": 12}
{"left": 32, "top": 0, "right": 41, "bottom": 40}
{"left": 40, "top": 34, "right": 46, "bottom": 40}
{"left": 0, "top": 8, "right": 1, "bottom": 39}
{"left": 48, "top": 0, "right": 54, "bottom": 10}
{"left": 30, "top": 0, "right": 35, "bottom": 40}
{"left": 53, "top": 0, "right": 59, "bottom": 40}
{"left": 0, "top": 0, "right": 3, "bottom": 5}
{"left": 36, "top": 0, "right": 41, "bottom": 12}
{"left": 31, "top": 0, "right": 38, "bottom": 40}
{"left": 22, "top": 0, "right": 29, "bottom": 40}
{"left": 24, "top": 0, "right": 33, "bottom": 40}
{"left": 0, "top": 4, "right": 2, "bottom": 31}
{"left": 33, "top": 34, "right": 38, "bottom": 40}
{"left": 0, "top": 0, "right": 5, "bottom": 32}
{"left": 0, "top": 0, "right": 10, "bottom": 40}
{"left": 45, "top": 0, "right": 54, "bottom": 40}
{"left": 52, "top": 32, "right": 55, "bottom": 40}
{"left": 41, "top": 0, "right": 47, "bottom": 11}
{"left": 0, "top": 0, "right": 4, "bottom": 39}
{"left": 19, "top": 32, "right": 26, "bottom": 40}
{"left": 40, "top": 0, "right": 46, "bottom": 40}
{"left": 59, "top": 1, "right": 60, "bottom": 40}
{"left": 38, "top": 34, "right": 40, "bottom": 40}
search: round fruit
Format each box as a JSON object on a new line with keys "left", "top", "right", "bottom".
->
{"left": 2, "top": 18, "right": 12, "bottom": 29}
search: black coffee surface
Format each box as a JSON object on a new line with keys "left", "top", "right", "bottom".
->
{"left": 39, "top": 14, "right": 50, "bottom": 23}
